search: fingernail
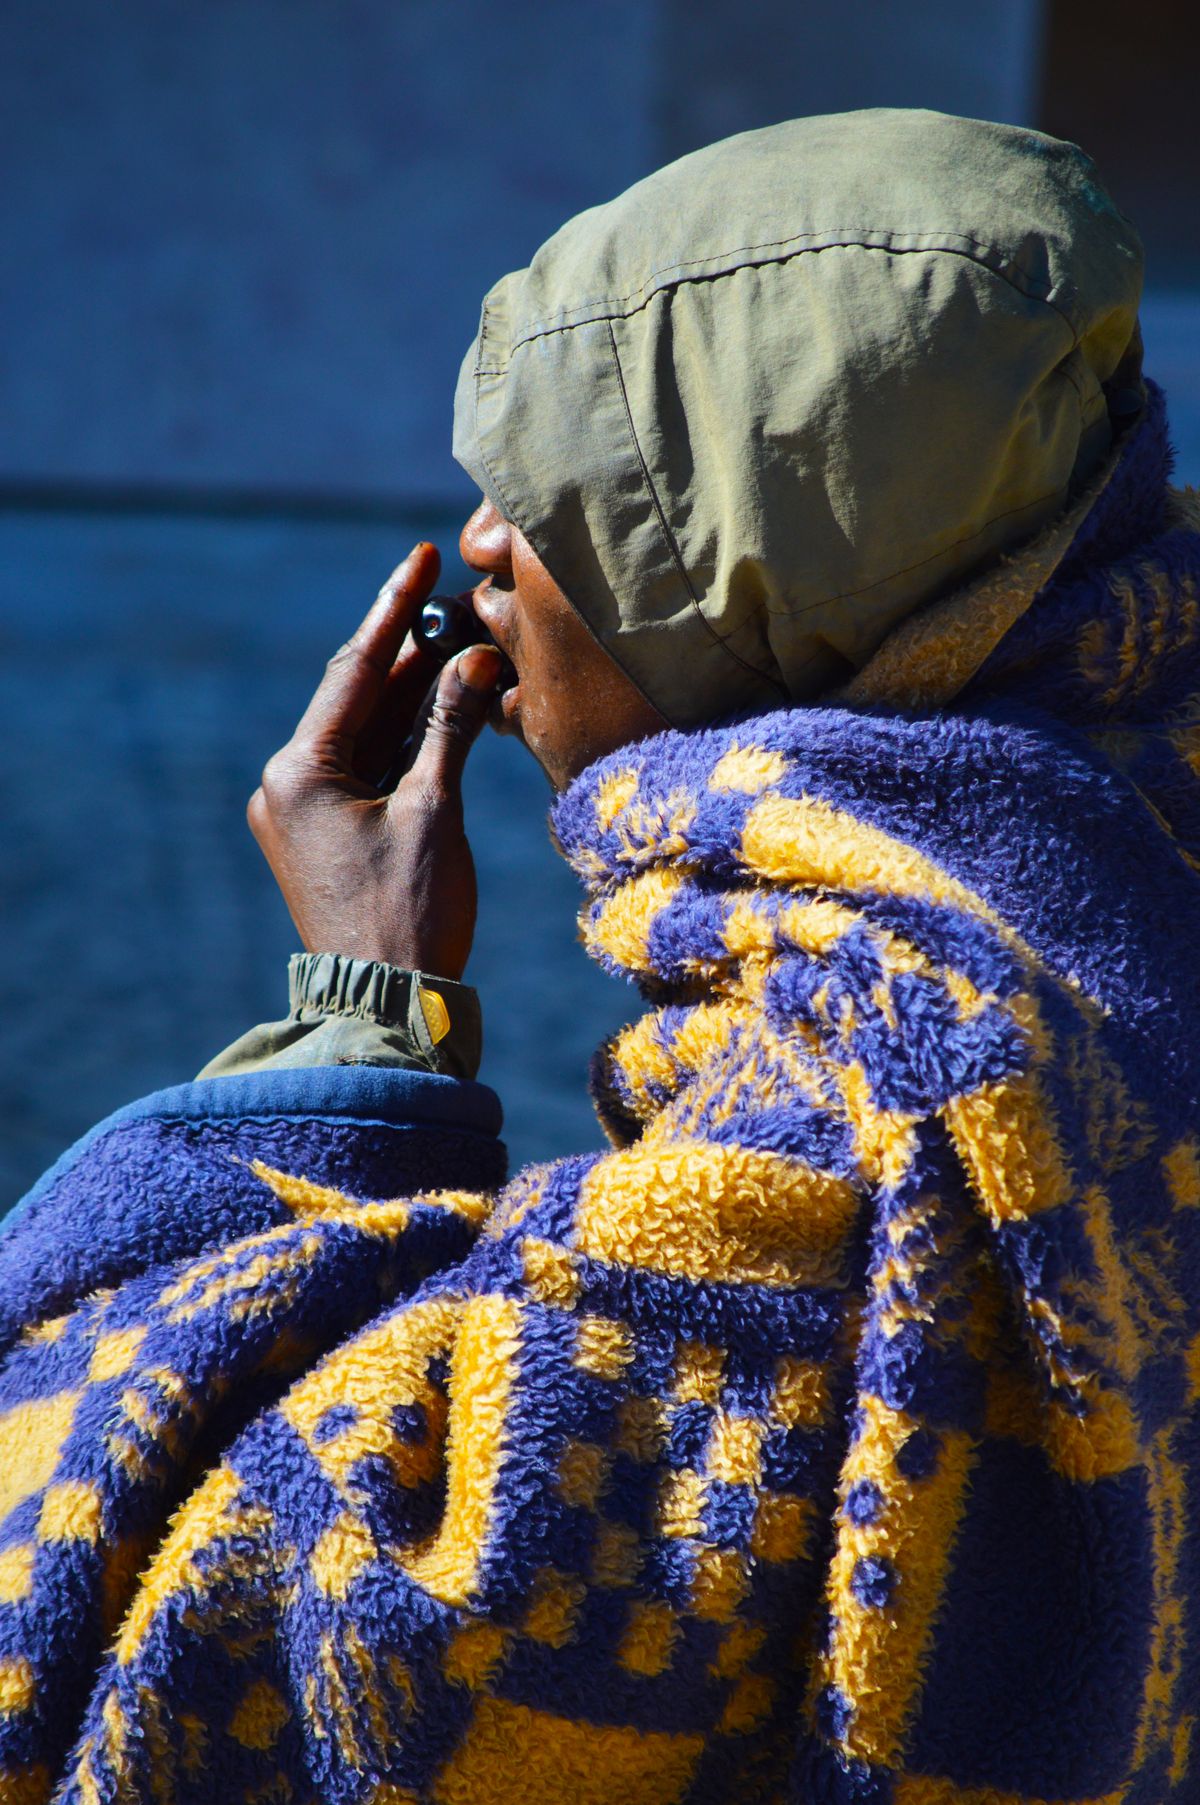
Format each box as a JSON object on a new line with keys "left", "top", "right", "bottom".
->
{"left": 457, "top": 644, "right": 502, "bottom": 692}
{"left": 379, "top": 542, "right": 430, "bottom": 596}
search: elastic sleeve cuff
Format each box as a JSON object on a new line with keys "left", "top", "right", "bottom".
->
{"left": 197, "top": 955, "right": 482, "bottom": 1083}
{"left": 286, "top": 953, "right": 482, "bottom": 1079}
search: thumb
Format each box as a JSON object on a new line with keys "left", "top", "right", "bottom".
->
{"left": 408, "top": 644, "right": 502, "bottom": 793}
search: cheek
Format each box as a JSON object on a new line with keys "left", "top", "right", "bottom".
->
{"left": 519, "top": 607, "right": 585, "bottom": 695}
{"left": 518, "top": 645, "right": 582, "bottom": 747}
{"left": 516, "top": 636, "right": 602, "bottom": 764}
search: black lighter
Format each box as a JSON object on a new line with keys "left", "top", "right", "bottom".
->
{"left": 374, "top": 594, "right": 515, "bottom": 793}
{"left": 413, "top": 593, "right": 515, "bottom": 689}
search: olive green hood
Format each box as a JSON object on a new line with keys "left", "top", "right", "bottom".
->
{"left": 452, "top": 108, "right": 1143, "bottom": 728}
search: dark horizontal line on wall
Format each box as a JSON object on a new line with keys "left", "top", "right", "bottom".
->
{"left": 0, "top": 477, "right": 467, "bottom": 528}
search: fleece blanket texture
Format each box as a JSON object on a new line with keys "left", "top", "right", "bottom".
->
{"left": 1, "top": 393, "right": 1200, "bottom": 1804}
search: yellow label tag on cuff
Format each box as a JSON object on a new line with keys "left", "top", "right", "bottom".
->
{"left": 418, "top": 985, "right": 451, "bottom": 1045}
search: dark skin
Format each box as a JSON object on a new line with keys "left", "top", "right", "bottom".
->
{"left": 247, "top": 498, "right": 667, "bottom": 980}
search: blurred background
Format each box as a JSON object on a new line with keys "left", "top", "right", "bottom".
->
{"left": 2, "top": 0, "right": 1198, "bottom": 1206}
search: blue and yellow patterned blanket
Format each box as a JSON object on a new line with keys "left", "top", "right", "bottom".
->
{"left": 2, "top": 393, "right": 1200, "bottom": 1804}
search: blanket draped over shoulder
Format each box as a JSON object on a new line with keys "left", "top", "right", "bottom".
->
{"left": 2, "top": 392, "right": 1200, "bottom": 1804}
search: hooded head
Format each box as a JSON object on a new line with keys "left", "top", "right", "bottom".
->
{"left": 453, "top": 108, "right": 1143, "bottom": 729}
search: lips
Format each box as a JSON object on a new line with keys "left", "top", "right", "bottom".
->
{"left": 487, "top": 680, "right": 520, "bottom": 736}
{"left": 473, "top": 581, "right": 520, "bottom": 724}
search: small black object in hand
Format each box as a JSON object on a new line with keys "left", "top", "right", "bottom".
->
{"left": 373, "top": 595, "right": 516, "bottom": 794}
{"left": 416, "top": 594, "right": 487, "bottom": 659}
{"left": 415, "top": 594, "right": 517, "bottom": 690}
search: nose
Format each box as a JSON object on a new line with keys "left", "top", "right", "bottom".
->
{"left": 459, "top": 497, "right": 514, "bottom": 576}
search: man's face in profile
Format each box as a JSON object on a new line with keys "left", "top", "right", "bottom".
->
{"left": 460, "top": 497, "right": 667, "bottom": 791}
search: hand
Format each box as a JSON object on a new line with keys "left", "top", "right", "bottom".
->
{"left": 247, "top": 542, "right": 502, "bottom": 980}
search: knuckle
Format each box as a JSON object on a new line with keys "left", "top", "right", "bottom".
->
{"left": 394, "top": 767, "right": 446, "bottom": 813}
{"left": 260, "top": 749, "right": 302, "bottom": 808}
{"left": 426, "top": 700, "right": 474, "bottom": 744}
{"left": 411, "top": 774, "right": 450, "bottom": 811}
{"left": 326, "top": 638, "right": 389, "bottom": 683}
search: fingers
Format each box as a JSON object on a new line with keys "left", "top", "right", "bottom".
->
{"left": 406, "top": 644, "right": 502, "bottom": 795}
{"left": 351, "top": 641, "right": 449, "bottom": 788}
{"left": 293, "top": 541, "right": 441, "bottom": 754}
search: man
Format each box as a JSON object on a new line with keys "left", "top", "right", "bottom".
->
{"left": 1, "top": 109, "right": 1198, "bottom": 1805}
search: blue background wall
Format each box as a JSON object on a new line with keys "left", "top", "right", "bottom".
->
{"left": 2, "top": 0, "right": 1196, "bottom": 1204}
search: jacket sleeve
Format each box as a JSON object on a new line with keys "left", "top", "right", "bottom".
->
{"left": 198, "top": 951, "right": 484, "bottom": 1081}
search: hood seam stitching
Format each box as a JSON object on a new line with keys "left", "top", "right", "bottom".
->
{"left": 494, "top": 236, "right": 1085, "bottom": 362}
